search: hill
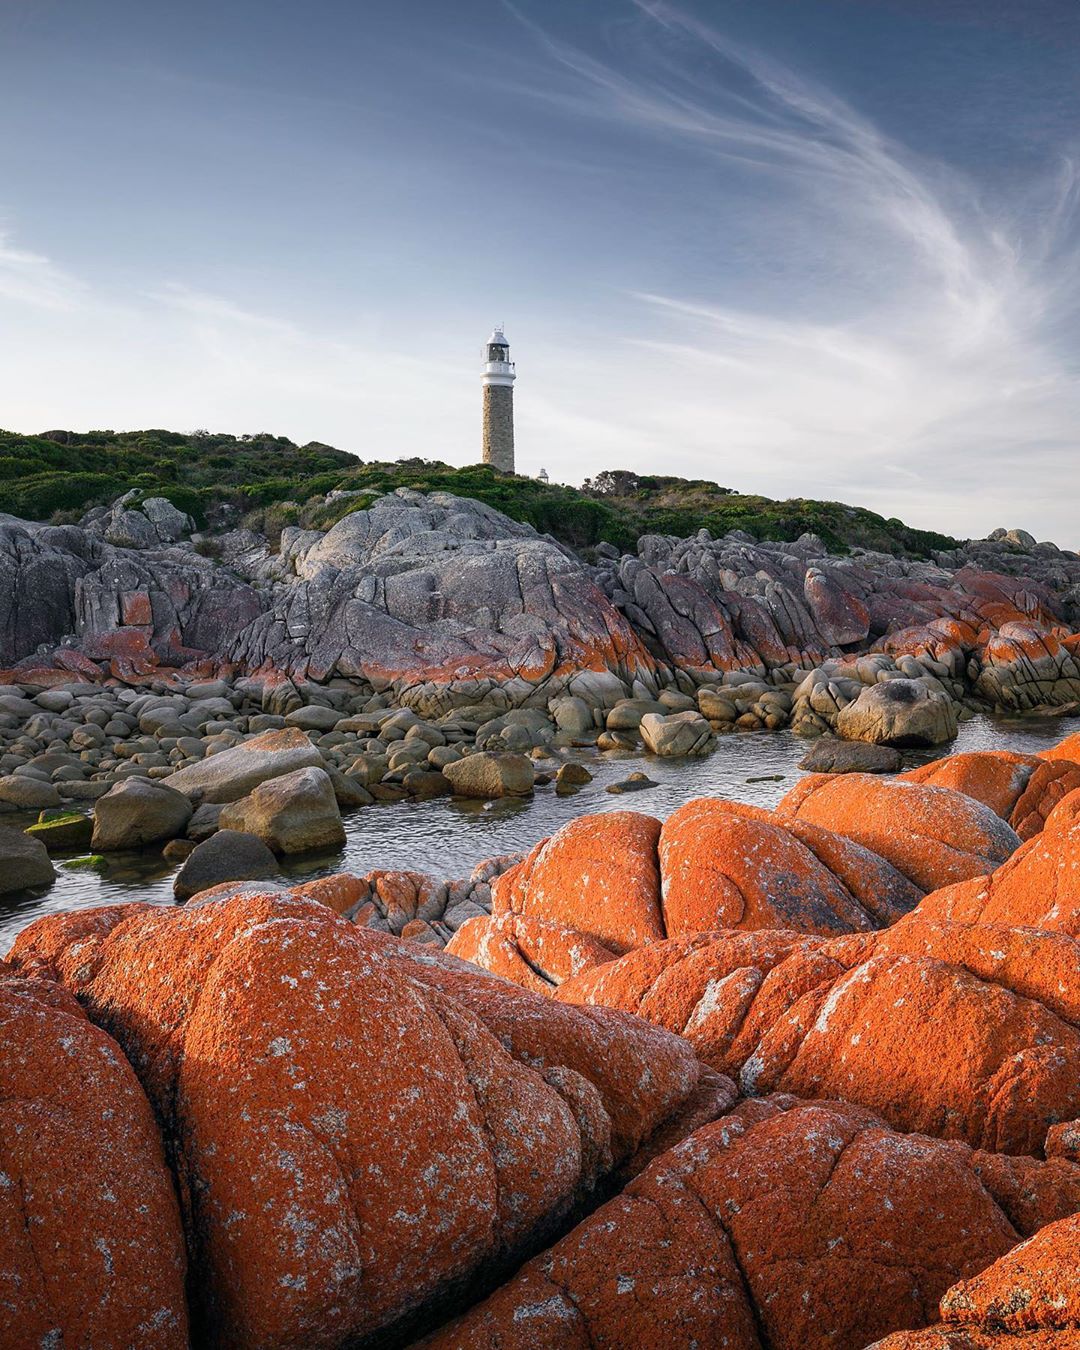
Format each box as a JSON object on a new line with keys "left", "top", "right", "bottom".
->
{"left": 0, "top": 428, "right": 959, "bottom": 558}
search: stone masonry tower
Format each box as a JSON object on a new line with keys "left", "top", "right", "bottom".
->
{"left": 481, "top": 326, "right": 515, "bottom": 473}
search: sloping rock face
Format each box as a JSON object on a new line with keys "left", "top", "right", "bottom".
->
{"left": 0, "top": 510, "right": 262, "bottom": 673}
{"left": 902, "top": 749, "right": 1080, "bottom": 841}
{"left": 225, "top": 490, "right": 658, "bottom": 712}
{"left": 454, "top": 789, "right": 992, "bottom": 986}
{"left": 8, "top": 893, "right": 713, "bottom": 1349}
{"left": 557, "top": 916, "right": 1080, "bottom": 1157}
{"left": 910, "top": 818, "right": 1080, "bottom": 934}
{"left": 423, "top": 1096, "right": 1080, "bottom": 1350}
{"left": 0, "top": 970, "right": 188, "bottom": 1348}
{"left": 8, "top": 487, "right": 1080, "bottom": 721}
{"left": 871, "top": 1213, "right": 1080, "bottom": 1347}
{"left": 776, "top": 774, "right": 1020, "bottom": 890}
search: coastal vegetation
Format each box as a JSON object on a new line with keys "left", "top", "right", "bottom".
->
{"left": 0, "top": 427, "right": 958, "bottom": 556}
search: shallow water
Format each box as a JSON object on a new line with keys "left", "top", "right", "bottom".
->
{"left": 3, "top": 711, "right": 1076, "bottom": 953}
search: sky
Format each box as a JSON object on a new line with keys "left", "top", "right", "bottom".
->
{"left": 1, "top": 1, "right": 1079, "bottom": 543}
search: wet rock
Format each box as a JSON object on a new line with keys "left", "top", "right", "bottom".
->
{"left": 554, "top": 761, "right": 593, "bottom": 792}
{"left": 836, "top": 678, "right": 959, "bottom": 747}
{"left": 0, "top": 825, "right": 55, "bottom": 893}
{"left": 605, "top": 771, "right": 658, "bottom": 794}
{"left": 173, "top": 828, "right": 281, "bottom": 900}
{"left": 25, "top": 809, "right": 93, "bottom": 851}
{"left": 219, "top": 765, "right": 345, "bottom": 855}
{"left": 639, "top": 709, "right": 716, "bottom": 756}
{"left": 443, "top": 751, "right": 535, "bottom": 799}
{"left": 162, "top": 726, "right": 325, "bottom": 803}
{"left": 798, "top": 737, "right": 902, "bottom": 774}
{"left": 91, "top": 777, "right": 193, "bottom": 851}
{"left": 0, "top": 974, "right": 189, "bottom": 1347}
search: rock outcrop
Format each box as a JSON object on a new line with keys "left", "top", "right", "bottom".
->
{"left": 902, "top": 748, "right": 1080, "bottom": 840}
{"left": 8, "top": 488, "right": 1080, "bottom": 727}
{"left": 8, "top": 893, "right": 718, "bottom": 1348}
{"left": 776, "top": 774, "right": 1020, "bottom": 890}
{"left": 558, "top": 915, "right": 1080, "bottom": 1156}
{"left": 872, "top": 1213, "right": 1080, "bottom": 1347}
{"left": 910, "top": 817, "right": 1080, "bottom": 934}
{"left": 0, "top": 971, "right": 188, "bottom": 1348}
{"left": 452, "top": 787, "right": 989, "bottom": 984}
{"left": 424, "top": 1097, "right": 1080, "bottom": 1350}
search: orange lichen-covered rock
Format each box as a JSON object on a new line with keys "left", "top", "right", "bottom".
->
{"left": 1009, "top": 758, "right": 1080, "bottom": 839}
{"left": 493, "top": 811, "right": 664, "bottom": 954}
{"left": 0, "top": 973, "right": 188, "bottom": 1349}
{"left": 777, "top": 773, "right": 1020, "bottom": 890}
{"left": 910, "top": 819, "right": 1080, "bottom": 934}
{"left": 746, "top": 946, "right": 1080, "bottom": 1156}
{"left": 468, "top": 798, "right": 921, "bottom": 992}
{"left": 1044, "top": 785, "right": 1080, "bottom": 833}
{"left": 559, "top": 917, "right": 1080, "bottom": 1156}
{"left": 287, "top": 871, "right": 368, "bottom": 915}
{"left": 558, "top": 929, "right": 841, "bottom": 1077}
{"left": 659, "top": 798, "right": 920, "bottom": 936}
{"left": 902, "top": 750, "right": 1039, "bottom": 820}
{"left": 903, "top": 750, "right": 1080, "bottom": 841}
{"left": 6, "top": 899, "right": 156, "bottom": 980}
{"left": 9, "top": 894, "right": 707, "bottom": 1348}
{"left": 446, "top": 912, "right": 616, "bottom": 994}
{"left": 1039, "top": 730, "right": 1080, "bottom": 763}
{"left": 424, "top": 1098, "right": 1080, "bottom": 1350}
{"left": 870, "top": 1213, "right": 1080, "bottom": 1347}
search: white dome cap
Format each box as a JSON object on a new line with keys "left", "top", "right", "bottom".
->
{"left": 488, "top": 326, "right": 508, "bottom": 345}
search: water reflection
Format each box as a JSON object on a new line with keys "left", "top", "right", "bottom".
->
{"left": 3, "top": 713, "right": 1075, "bottom": 951}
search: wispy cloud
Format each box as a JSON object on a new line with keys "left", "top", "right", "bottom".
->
{"left": 502, "top": 0, "right": 1080, "bottom": 540}
{"left": 0, "top": 232, "right": 86, "bottom": 311}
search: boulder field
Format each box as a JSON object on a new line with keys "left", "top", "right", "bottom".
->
{"left": 7, "top": 733, "right": 1080, "bottom": 1344}
{"left": 7, "top": 488, "right": 1080, "bottom": 737}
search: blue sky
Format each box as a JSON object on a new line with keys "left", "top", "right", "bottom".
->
{"left": 1, "top": 0, "right": 1079, "bottom": 541}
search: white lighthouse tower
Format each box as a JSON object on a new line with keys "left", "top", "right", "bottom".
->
{"left": 481, "top": 326, "right": 516, "bottom": 473}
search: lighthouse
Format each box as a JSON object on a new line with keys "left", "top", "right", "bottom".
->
{"left": 481, "top": 326, "right": 515, "bottom": 473}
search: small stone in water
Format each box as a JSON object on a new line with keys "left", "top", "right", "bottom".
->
{"left": 606, "top": 772, "right": 659, "bottom": 795}
{"left": 63, "top": 854, "right": 109, "bottom": 873}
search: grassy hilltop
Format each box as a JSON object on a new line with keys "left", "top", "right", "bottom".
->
{"left": 0, "top": 428, "right": 958, "bottom": 558}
